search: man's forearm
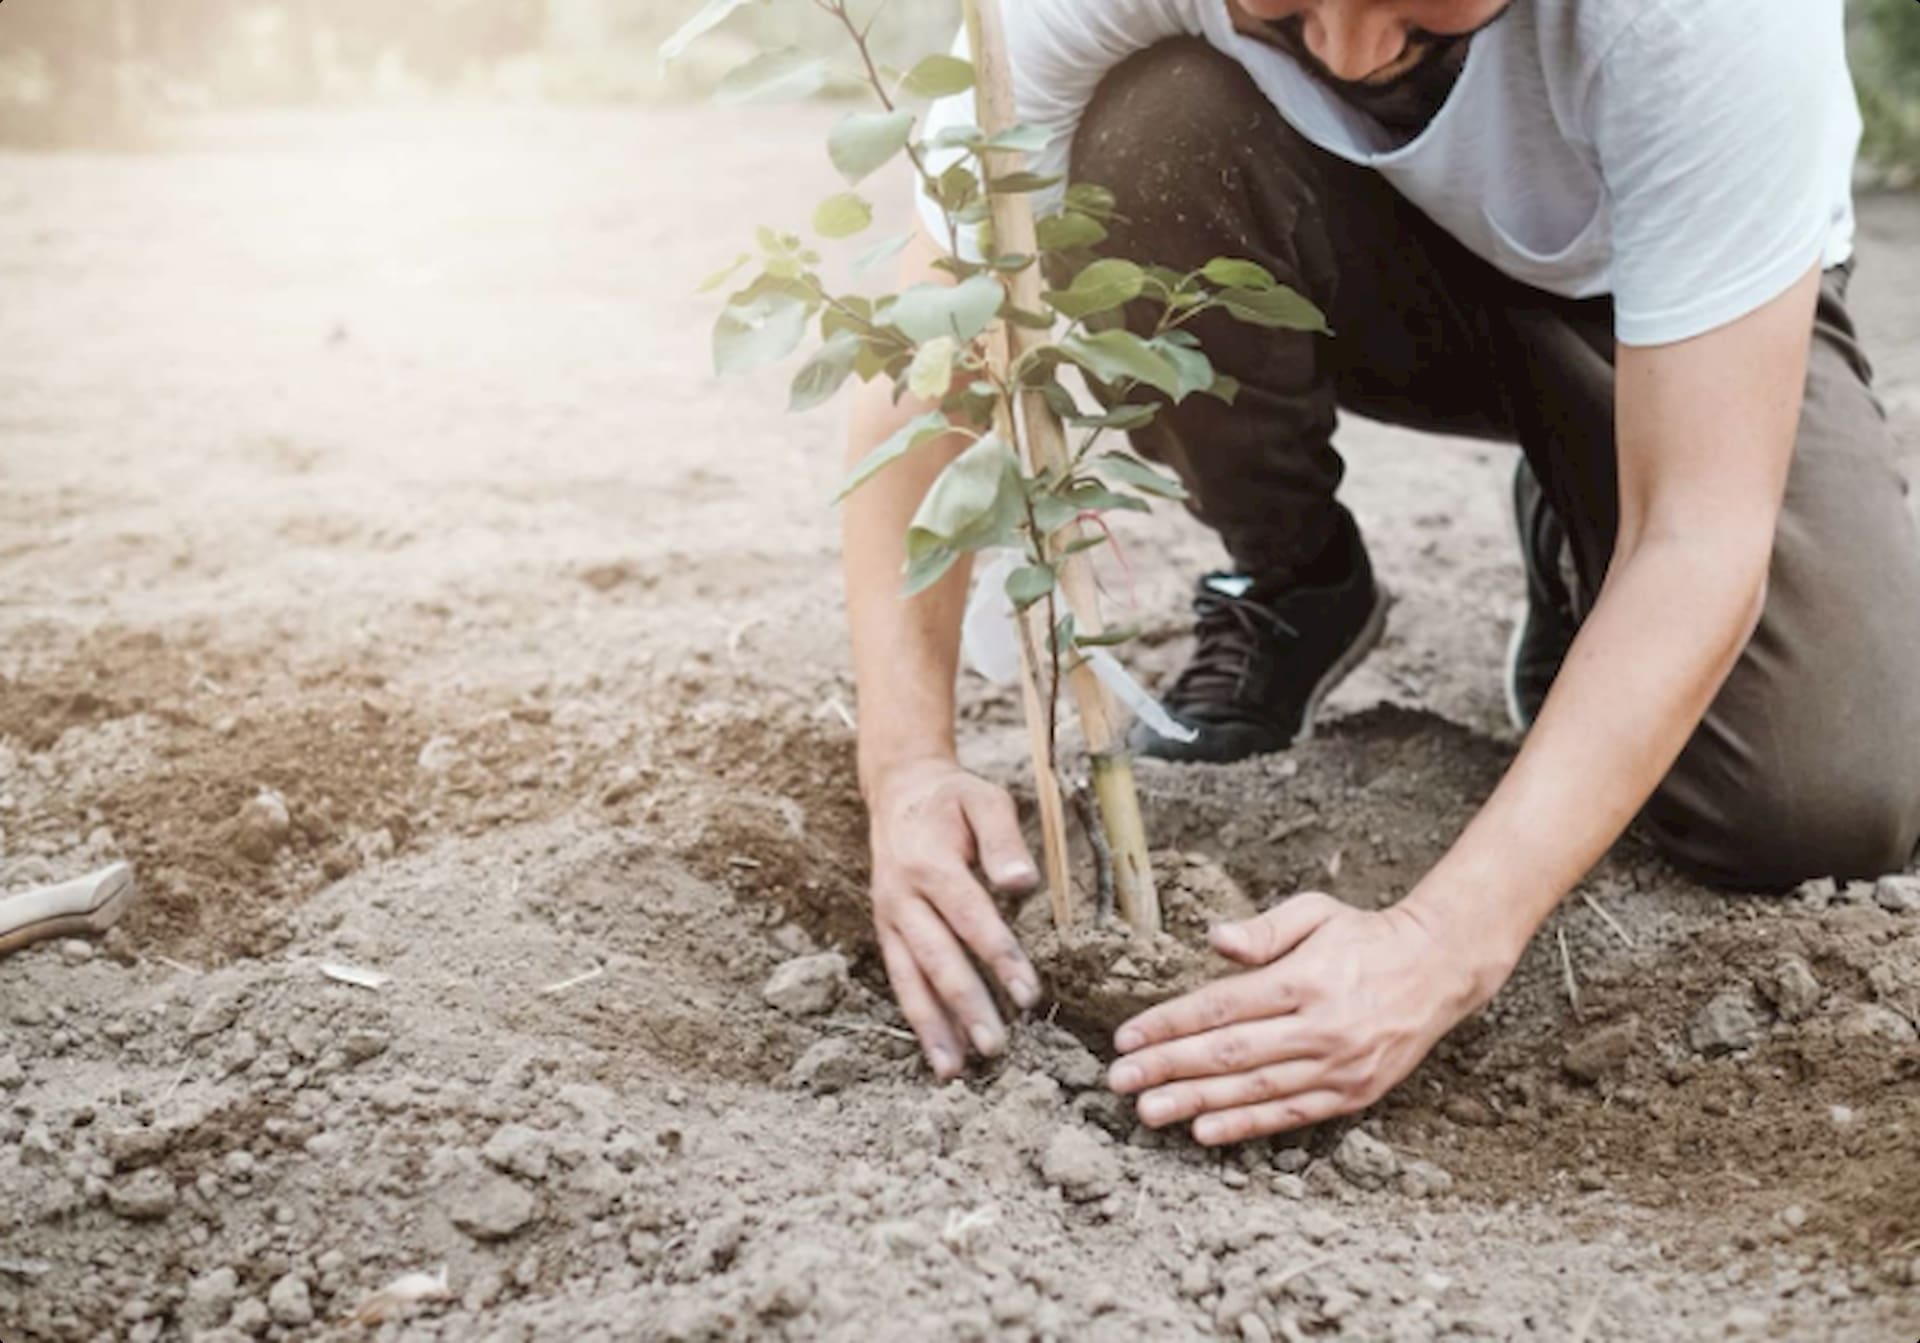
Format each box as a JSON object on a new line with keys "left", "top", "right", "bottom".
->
{"left": 842, "top": 375, "right": 975, "bottom": 797}
{"left": 1400, "top": 531, "right": 1771, "bottom": 996}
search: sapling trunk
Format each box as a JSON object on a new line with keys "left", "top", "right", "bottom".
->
{"left": 963, "top": 0, "right": 1162, "bottom": 936}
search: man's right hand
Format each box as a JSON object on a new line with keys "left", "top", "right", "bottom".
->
{"left": 866, "top": 757, "right": 1043, "bottom": 1080}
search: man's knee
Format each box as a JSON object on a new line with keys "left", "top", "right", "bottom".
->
{"left": 1647, "top": 757, "right": 1920, "bottom": 890}
{"left": 1071, "top": 39, "right": 1322, "bottom": 277}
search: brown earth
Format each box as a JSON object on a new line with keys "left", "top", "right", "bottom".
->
{"left": 1, "top": 104, "right": 1918, "bottom": 1341}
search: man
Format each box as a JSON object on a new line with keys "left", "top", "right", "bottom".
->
{"left": 842, "top": 0, "right": 1920, "bottom": 1143}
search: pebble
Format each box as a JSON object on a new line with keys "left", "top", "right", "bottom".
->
{"left": 1874, "top": 875, "right": 1920, "bottom": 913}
{"left": 788, "top": 1037, "right": 872, "bottom": 1094}
{"left": 181, "top": 1267, "right": 238, "bottom": 1330}
{"left": 266, "top": 1274, "right": 313, "bottom": 1327}
{"left": 1836, "top": 1004, "right": 1918, "bottom": 1045}
{"left": 107, "top": 1169, "right": 176, "bottom": 1221}
{"left": 1687, "top": 991, "right": 1766, "bottom": 1055}
{"left": 450, "top": 1175, "right": 538, "bottom": 1242}
{"left": 482, "top": 1124, "right": 554, "bottom": 1182}
{"left": 233, "top": 789, "right": 292, "bottom": 863}
{"left": 1037, "top": 1126, "right": 1121, "bottom": 1202}
{"left": 1757, "top": 957, "right": 1823, "bottom": 1023}
{"left": 1398, "top": 1159, "right": 1454, "bottom": 1199}
{"left": 58, "top": 938, "right": 94, "bottom": 965}
{"left": 187, "top": 994, "right": 242, "bottom": 1040}
{"left": 1562, "top": 1019, "right": 1637, "bottom": 1083}
{"left": 0, "top": 1054, "right": 23, "bottom": 1090}
{"left": 1331, "top": 1129, "right": 1399, "bottom": 1189}
{"left": 1271, "top": 1146, "right": 1311, "bottom": 1174}
{"left": 1237, "top": 1312, "right": 1274, "bottom": 1343}
{"left": 761, "top": 953, "right": 850, "bottom": 1017}
{"left": 340, "top": 1029, "right": 390, "bottom": 1064}
{"left": 1221, "top": 1166, "right": 1250, "bottom": 1190}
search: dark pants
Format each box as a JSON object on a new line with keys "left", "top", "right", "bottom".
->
{"left": 1074, "top": 38, "right": 1920, "bottom": 887}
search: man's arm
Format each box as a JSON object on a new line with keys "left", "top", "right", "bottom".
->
{"left": 845, "top": 227, "right": 1043, "bottom": 1081}
{"left": 1105, "top": 264, "right": 1823, "bottom": 1143}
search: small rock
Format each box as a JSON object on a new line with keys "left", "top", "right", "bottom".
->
{"left": 1780, "top": 1204, "right": 1808, "bottom": 1231}
{"left": 1221, "top": 1166, "right": 1250, "bottom": 1190}
{"left": 340, "top": 1029, "right": 389, "bottom": 1064}
{"left": 1757, "top": 957, "right": 1823, "bottom": 1023}
{"left": 229, "top": 1298, "right": 269, "bottom": 1335}
{"left": 1874, "top": 876, "right": 1920, "bottom": 913}
{"left": 788, "top": 1036, "right": 872, "bottom": 1094}
{"left": 1037, "top": 1126, "right": 1121, "bottom": 1202}
{"left": 1687, "top": 991, "right": 1766, "bottom": 1056}
{"left": 450, "top": 1175, "right": 537, "bottom": 1242}
{"left": 1562, "top": 1019, "right": 1637, "bottom": 1083}
{"left": 1271, "top": 1146, "right": 1311, "bottom": 1174}
{"left": 1794, "top": 877, "right": 1838, "bottom": 907}
{"left": 1399, "top": 1159, "right": 1454, "bottom": 1199}
{"left": 58, "top": 938, "right": 94, "bottom": 965}
{"left": 103, "top": 1125, "right": 172, "bottom": 1170}
{"left": 181, "top": 1267, "right": 239, "bottom": 1331}
{"left": 1238, "top": 1312, "right": 1274, "bottom": 1343}
{"left": 1440, "top": 1094, "right": 1498, "bottom": 1127}
{"left": 232, "top": 790, "right": 292, "bottom": 863}
{"left": 0, "top": 1054, "right": 23, "bottom": 1090}
{"left": 1836, "top": 1004, "right": 1918, "bottom": 1045}
{"left": 107, "top": 1169, "right": 176, "bottom": 1221}
{"left": 482, "top": 1124, "right": 553, "bottom": 1182}
{"left": 761, "top": 953, "right": 849, "bottom": 1017}
{"left": 188, "top": 994, "right": 242, "bottom": 1040}
{"left": 1331, "top": 1129, "right": 1399, "bottom": 1189}
{"left": 266, "top": 1274, "right": 313, "bottom": 1327}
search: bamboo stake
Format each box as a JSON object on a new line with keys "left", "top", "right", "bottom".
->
{"left": 963, "top": 0, "right": 1160, "bottom": 935}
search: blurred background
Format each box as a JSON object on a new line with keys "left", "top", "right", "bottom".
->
{"left": 0, "top": 0, "right": 1914, "bottom": 180}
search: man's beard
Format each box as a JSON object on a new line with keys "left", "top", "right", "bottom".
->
{"left": 1259, "top": 6, "right": 1509, "bottom": 134}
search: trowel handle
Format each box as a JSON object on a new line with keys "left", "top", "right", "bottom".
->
{"left": 0, "top": 862, "right": 137, "bottom": 957}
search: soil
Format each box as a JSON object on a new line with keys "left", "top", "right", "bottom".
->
{"left": 2, "top": 104, "right": 1919, "bottom": 1341}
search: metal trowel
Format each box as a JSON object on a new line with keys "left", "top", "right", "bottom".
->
{"left": 0, "top": 862, "right": 137, "bottom": 958}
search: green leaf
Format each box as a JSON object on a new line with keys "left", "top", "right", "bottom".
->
{"left": 1066, "top": 402, "right": 1155, "bottom": 431}
{"left": 1208, "top": 373, "right": 1241, "bottom": 405}
{"left": 903, "top": 434, "right": 1024, "bottom": 591}
{"left": 1035, "top": 212, "right": 1108, "bottom": 251}
{"left": 986, "top": 171, "right": 1062, "bottom": 195}
{"left": 1201, "top": 257, "right": 1277, "bottom": 291}
{"left": 1063, "top": 183, "right": 1117, "bottom": 219}
{"left": 715, "top": 48, "right": 829, "bottom": 104}
{"left": 982, "top": 124, "right": 1053, "bottom": 154}
{"left": 697, "top": 253, "right": 750, "bottom": 294}
{"left": 902, "top": 542, "right": 961, "bottom": 597}
{"left": 813, "top": 192, "right": 874, "bottom": 239}
{"left": 713, "top": 289, "right": 810, "bottom": 374}
{"left": 906, "top": 336, "right": 960, "bottom": 401}
{"left": 901, "top": 54, "right": 975, "bottom": 98}
{"left": 853, "top": 232, "right": 913, "bottom": 275}
{"left": 829, "top": 110, "right": 916, "bottom": 185}
{"left": 928, "top": 123, "right": 985, "bottom": 150}
{"left": 659, "top": 0, "right": 759, "bottom": 64}
{"left": 1043, "top": 258, "right": 1145, "bottom": 321}
{"left": 880, "top": 275, "right": 1005, "bottom": 344}
{"left": 1218, "top": 284, "right": 1329, "bottom": 332}
{"left": 1075, "top": 624, "right": 1141, "bottom": 648}
{"left": 1005, "top": 563, "right": 1055, "bottom": 610}
{"left": 935, "top": 162, "right": 979, "bottom": 213}
{"left": 1153, "top": 339, "right": 1215, "bottom": 401}
{"left": 1063, "top": 481, "right": 1151, "bottom": 516}
{"left": 789, "top": 332, "right": 863, "bottom": 412}
{"left": 1058, "top": 329, "right": 1182, "bottom": 399}
{"left": 1095, "top": 451, "right": 1188, "bottom": 500}
{"left": 1050, "top": 612, "right": 1078, "bottom": 656}
{"left": 1030, "top": 492, "right": 1079, "bottom": 536}
{"left": 835, "top": 411, "right": 952, "bottom": 502}
{"left": 1061, "top": 534, "right": 1106, "bottom": 556}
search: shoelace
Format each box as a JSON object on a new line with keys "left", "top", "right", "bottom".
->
{"left": 1164, "top": 585, "right": 1300, "bottom": 712}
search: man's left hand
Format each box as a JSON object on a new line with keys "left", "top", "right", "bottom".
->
{"left": 1106, "top": 893, "right": 1498, "bottom": 1144}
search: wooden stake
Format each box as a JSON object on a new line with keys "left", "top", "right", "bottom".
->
{"left": 963, "top": 0, "right": 1160, "bottom": 935}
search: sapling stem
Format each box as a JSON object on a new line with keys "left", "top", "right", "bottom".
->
{"left": 962, "top": 0, "right": 1161, "bottom": 935}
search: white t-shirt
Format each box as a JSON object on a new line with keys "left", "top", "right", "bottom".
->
{"left": 915, "top": 0, "right": 1861, "bottom": 346}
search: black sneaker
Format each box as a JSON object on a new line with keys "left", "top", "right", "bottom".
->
{"left": 1131, "top": 512, "right": 1389, "bottom": 763}
{"left": 1504, "top": 458, "right": 1580, "bottom": 732}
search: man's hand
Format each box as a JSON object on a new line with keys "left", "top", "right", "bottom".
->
{"left": 1106, "top": 893, "right": 1500, "bottom": 1143}
{"left": 868, "top": 757, "right": 1043, "bottom": 1080}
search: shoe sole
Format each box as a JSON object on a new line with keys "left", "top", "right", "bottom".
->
{"left": 1294, "top": 582, "right": 1392, "bottom": 744}
{"left": 0, "top": 863, "right": 138, "bottom": 958}
{"left": 1502, "top": 604, "right": 1529, "bottom": 735}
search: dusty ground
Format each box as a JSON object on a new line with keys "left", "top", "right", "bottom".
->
{"left": 1, "top": 104, "right": 1918, "bottom": 1341}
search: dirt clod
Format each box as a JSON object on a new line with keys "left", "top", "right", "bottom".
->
{"left": 449, "top": 1174, "right": 538, "bottom": 1242}
{"left": 1875, "top": 875, "right": 1920, "bottom": 913}
{"left": 762, "top": 951, "right": 850, "bottom": 1017}
{"left": 1757, "top": 956, "right": 1824, "bottom": 1022}
{"left": 1038, "top": 1125, "right": 1122, "bottom": 1202}
{"left": 1562, "top": 1018, "right": 1638, "bottom": 1083}
{"left": 106, "top": 1169, "right": 176, "bottom": 1222}
{"left": 1333, "top": 1129, "right": 1400, "bottom": 1189}
{"left": 1688, "top": 991, "right": 1768, "bottom": 1055}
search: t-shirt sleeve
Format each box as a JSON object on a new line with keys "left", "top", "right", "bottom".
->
{"left": 912, "top": 0, "right": 1198, "bottom": 259}
{"left": 1592, "top": 0, "right": 1858, "bottom": 347}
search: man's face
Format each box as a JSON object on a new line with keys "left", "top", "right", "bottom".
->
{"left": 1229, "top": 0, "right": 1513, "bottom": 86}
